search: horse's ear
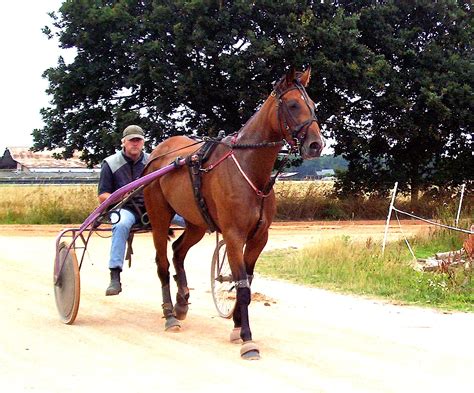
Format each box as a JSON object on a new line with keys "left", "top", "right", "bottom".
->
{"left": 300, "top": 66, "right": 311, "bottom": 87}
{"left": 285, "top": 67, "right": 296, "bottom": 85}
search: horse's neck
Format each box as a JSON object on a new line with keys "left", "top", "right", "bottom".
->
{"left": 233, "top": 100, "right": 281, "bottom": 188}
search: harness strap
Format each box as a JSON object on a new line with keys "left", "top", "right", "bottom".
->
{"left": 126, "top": 232, "right": 134, "bottom": 268}
{"left": 143, "top": 140, "right": 203, "bottom": 172}
{"left": 200, "top": 149, "right": 233, "bottom": 172}
{"left": 230, "top": 154, "right": 272, "bottom": 198}
{"left": 186, "top": 142, "right": 221, "bottom": 233}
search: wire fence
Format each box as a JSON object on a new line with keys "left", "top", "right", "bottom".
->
{"left": 382, "top": 182, "right": 473, "bottom": 255}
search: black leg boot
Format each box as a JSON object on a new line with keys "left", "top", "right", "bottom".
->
{"left": 105, "top": 268, "right": 122, "bottom": 296}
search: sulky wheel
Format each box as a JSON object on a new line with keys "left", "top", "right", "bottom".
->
{"left": 54, "top": 241, "right": 80, "bottom": 325}
{"left": 211, "top": 240, "right": 236, "bottom": 318}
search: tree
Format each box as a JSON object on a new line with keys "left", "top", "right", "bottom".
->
{"left": 34, "top": 0, "right": 373, "bottom": 165}
{"left": 35, "top": 1, "right": 472, "bottom": 202}
{"left": 333, "top": 0, "right": 473, "bottom": 201}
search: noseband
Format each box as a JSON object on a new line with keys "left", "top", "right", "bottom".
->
{"left": 272, "top": 81, "right": 320, "bottom": 153}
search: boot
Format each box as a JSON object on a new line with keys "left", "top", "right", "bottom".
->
{"left": 105, "top": 268, "right": 122, "bottom": 296}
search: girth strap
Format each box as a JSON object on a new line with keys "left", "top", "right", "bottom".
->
{"left": 186, "top": 141, "right": 221, "bottom": 233}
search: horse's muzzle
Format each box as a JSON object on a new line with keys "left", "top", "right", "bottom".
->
{"left": 301, "top": 139, "right": 324, "bottom": 159}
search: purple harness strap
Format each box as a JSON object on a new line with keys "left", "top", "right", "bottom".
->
{"left": 79, "top": 159, "right": 185, "bottom": 232}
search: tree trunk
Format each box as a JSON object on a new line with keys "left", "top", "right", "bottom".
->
{"left": 410, "top": 182, "right": 420, "bottom": 208}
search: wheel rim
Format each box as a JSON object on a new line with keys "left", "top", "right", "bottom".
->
{"left": 54, "top": 241, "right": 80, "bottom": 324}
{"left": 211, "top": 241, "right": 236, "bottom": 318}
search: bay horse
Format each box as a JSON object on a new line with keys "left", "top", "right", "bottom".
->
{"left": 143, "top": 67, "right": 324, "bottom": 359}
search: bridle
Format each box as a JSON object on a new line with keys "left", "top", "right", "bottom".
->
{"left": 272, "top": 79, "right": 321, "bottom": 154}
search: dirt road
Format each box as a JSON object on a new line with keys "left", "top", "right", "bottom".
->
{"left": 1, "top": 221, "right": 472, "bottom": 392}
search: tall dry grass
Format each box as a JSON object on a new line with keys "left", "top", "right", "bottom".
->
{"left": 0, "top": 185, "right": 98, "bottom": 224}
{"left": 274, "top": 181, "right": 473, "bottom": 221}
{"left": 0, "top": 182, "right": 471, "bottom": 224}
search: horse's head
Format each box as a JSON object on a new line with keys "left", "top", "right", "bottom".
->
{"left": 272, "top": 67, "right": 325, "bottom": 159}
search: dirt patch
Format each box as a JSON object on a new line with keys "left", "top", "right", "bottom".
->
{"left": 252, "top": 291, "right": 277, "bottom": 304}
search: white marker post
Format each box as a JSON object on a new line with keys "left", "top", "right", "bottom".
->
{"left": 455, "top": 183, "right": 465, "bottom": 227}
{"left": 382, "top": 182, "right": 398, "bottom": 255}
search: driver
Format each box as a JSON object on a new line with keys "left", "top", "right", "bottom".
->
{"left": 98, "top": 125, "right": 184, "bottom": 296}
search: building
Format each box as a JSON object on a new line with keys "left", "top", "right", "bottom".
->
{"left": 0, "top": 147, "right": 99, "bottom": 173}
{"left": 0, "top": 147, "right": 99, "bottom": 184}
{"left": 316, "top": 169, "right": 335, "bottom": 179}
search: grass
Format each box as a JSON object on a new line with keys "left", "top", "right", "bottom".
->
{"left": 0, "top": 182, "right": 471, "bottom": 223}
{"left": 257, "top": 229, "right": 473, "bottom": 312}
{"left": 0, "top": 185, "right": 98, "bottom": 224}
{"left": 274, "top": 181, "right": 472, "bottom": 220}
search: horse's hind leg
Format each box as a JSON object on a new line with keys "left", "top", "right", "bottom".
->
{"left": 150, "top": 224, "right": 182, "bottom": 331}
{"left": 171, "top": 223, "right": 206, "bottom": 320}
{"left": 144, "top": 189, "right": 182, "bottom": 331}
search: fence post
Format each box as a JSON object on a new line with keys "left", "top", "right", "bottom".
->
{"left": 382, "top": 182, "right": 398, "bottom": 255}
{"left": 455, "top": 183, "right": 465, "bottom": 227}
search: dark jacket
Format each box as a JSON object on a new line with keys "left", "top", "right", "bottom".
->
{"left": 98, "top": 150, "right": 149, "bottom": 219}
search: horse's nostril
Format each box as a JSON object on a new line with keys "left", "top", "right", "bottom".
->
{"left": 309, "top": 142, "right": 321, "bottom": 152}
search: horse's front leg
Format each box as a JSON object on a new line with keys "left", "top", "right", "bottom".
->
{"left": 225, "top": 236, "right": 260, "bottom": 360}
{"left": 230, "top": 274, "right": 253, "bottom": 343}
{"left": 231, "top": 230, "right": 269, "bottom": 356}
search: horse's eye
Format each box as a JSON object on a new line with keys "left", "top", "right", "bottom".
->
{"left": 288, "top": 101, "right": 299, "bottom": 110}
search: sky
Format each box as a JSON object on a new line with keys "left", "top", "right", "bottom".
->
{"left": 0, "top": 1, "right": 68, "bottom": 154}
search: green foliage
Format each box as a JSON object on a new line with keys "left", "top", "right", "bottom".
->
{"left": 35, "top": 1, "right": 387, "bottom": 165}
{"left": 258, "top": 229, "right": 473, "bottom": 311}
{"left": 334, "top": 1, "right": 473, "bottom": 200}
{"left": 410, "top": 227, "right": 464, "bottom": 258}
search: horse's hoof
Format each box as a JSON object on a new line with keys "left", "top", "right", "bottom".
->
{"left": 173, "top": 303, "right": 188, "bottom": 321}
{"left": 240, "top": 341, "right": 260, "bottom": 360}
{"left": 165, "top": 317, "right": 181, "bottom": 332}
{"left": 230, "top": 327, "right": 242, "bottom": 344}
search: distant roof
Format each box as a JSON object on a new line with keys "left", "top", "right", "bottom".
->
{"left": 6, "top": 147, "right": 92, "bottom": 169}
{"left": 277, "top": 172, "right": 299, "bottom": 179}
{"left": 316, "top": 169, "right": 335, "bottom": 176}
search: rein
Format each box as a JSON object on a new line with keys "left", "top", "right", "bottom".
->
{"left": 200, "top": 80, "right": 319, "bottom": 198}
{"left": 145, "top": 78, "right": 318, "bottom": 200}
{"left": 143, "top": 139, "right": 204, "bottom": 172}
{"left": 199, "top": 134, "right": 290, "bottom": 198}
{"left": 143, "top": 135, "right": 282, "bottom": 173}
{"left": 221, "top": 138, "right": 284, "bottom": 150}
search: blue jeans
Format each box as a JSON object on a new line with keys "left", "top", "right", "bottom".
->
{"left": 171, "top": 214, "right": 186, "bottom": 227}
{"left": 108, "top": 209, "right": 137, "bottom": 270}
{"left": 108, "top": 209, "right": 185, "bottom": 270}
